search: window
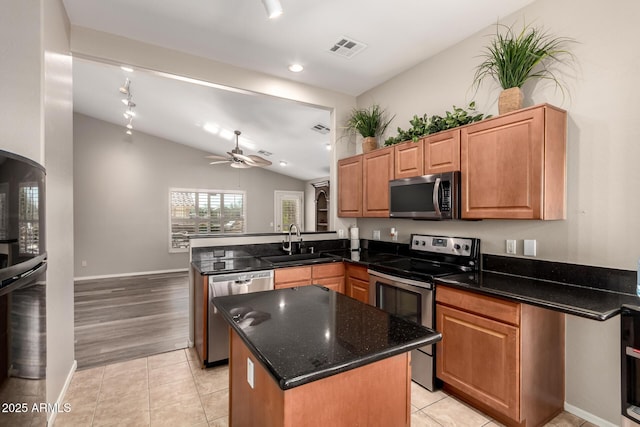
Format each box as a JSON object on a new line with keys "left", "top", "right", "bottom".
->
{"left": 274, "top": 191, "right": 304, "bottom": 232}
{"left": 19, "top": 183, "right": 40, "bottom": 255}
{"left": 169, "top": 189, "right": 246, "bottom": 251}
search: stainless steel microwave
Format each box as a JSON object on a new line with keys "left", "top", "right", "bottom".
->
{"left": 389, "top": 171, "right": 460, "bottom": 220}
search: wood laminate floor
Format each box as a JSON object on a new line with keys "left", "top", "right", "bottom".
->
{"left": 74, "top": 272, "right": 189, "bottom": 369}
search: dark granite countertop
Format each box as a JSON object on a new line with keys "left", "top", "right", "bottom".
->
{"left": 212, "top": 285, "right": 442, "bottom": 390}
{"left": 435, "top": 255, "right": 638, "bottom": 321}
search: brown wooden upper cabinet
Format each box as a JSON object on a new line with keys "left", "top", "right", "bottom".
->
{"left": 337, "top": 155, "right": 363, "bottom": 217}
{"left": 460, "top": 104, "right": 567, "bottom": 220}
{"left": 394, "top": 129, "right": 461, "bottom": 179}
{"left": 338, "top": 146, "right": 394, "bottom": 217}
{"left": 362, "top": 146, "right": 394, "bottom": 217}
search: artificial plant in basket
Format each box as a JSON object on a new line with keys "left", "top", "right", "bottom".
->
{"left": 472, "top": 22, "right": 576, "bottom": 114}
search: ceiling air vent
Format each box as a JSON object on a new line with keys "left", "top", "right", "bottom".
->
{"left": 257, "top": 150, "right": 272, "bottom": 156}
{"left": 311, "top": 123, "right": 331, "bottom": 135}
{"left": 328, "top": 36, "right": 367, "bottom": 59}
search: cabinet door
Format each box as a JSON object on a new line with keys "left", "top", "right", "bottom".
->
{"left": 362, "top": 146, "right": 394, "bottom": 217}
{"left": 436, "top": 304, "right": 520, "bottom": 421}
{"left": 394, "top": 140, "right": 423, "bottom": 179}
{"left": 461, "top": 105, "right": 566, "bottom": 219}
{"left": 346, "top": 277, "right": 369, "bottom": 304}
{"left": 423, "top": 129, "right": 460, "bottom": 174}
{"left": 337, "top": 155, "right": 363, "bottom": 217}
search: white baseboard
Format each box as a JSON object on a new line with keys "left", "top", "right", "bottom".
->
{"left": 47, "top": 359, "right": 77, "bottom": 426}
{"left": 564, "top": 402, "right": 619, "bottom": 427}
{"left": 74, "top": 268, "right": 189, "bottom": 281}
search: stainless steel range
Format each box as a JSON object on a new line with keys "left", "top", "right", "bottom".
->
{"left": 368, "top": 234, "right": 480, "bottom": 391}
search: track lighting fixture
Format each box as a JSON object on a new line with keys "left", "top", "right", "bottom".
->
{"left": 261, "top": 0, "right": 283, "bottom": 19}
{"left": 119, "top": 78, "right": 131, "bottom": 95}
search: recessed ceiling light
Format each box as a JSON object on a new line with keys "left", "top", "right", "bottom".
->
{"left": 325, "top": 143, "right": 332, "bottom": 151}
{"left": 279, "top": 160, "right": 287, "bottom": 167}
{"left": 262, "top": 0, "right": 283, "bottom": 19}
{"left": 288, "top": 64, "right": 304, "bottom": 73}
{"left": 125, "top": 129, "right": 132, "bottom": 135}
{"left": 121, "top": 66, "right": 134, "bottom": 73}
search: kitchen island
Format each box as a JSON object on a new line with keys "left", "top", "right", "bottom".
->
{"left": 212, "top": 285, "right": 441, "bottom": 427}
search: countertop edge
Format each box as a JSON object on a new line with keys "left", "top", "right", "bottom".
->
{"left": 435, "top": 277, "right": 618, "bottom": 321}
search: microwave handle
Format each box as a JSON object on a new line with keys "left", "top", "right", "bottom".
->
{"left": 433, "top": 177, "right": 441, "bottom": 216}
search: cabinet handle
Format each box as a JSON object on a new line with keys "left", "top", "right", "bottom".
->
{"left": 626, "top": 346, "right": 640, "bottom": 359}
{"left": 433, "top": 177, "right": 441, "bottom": 216}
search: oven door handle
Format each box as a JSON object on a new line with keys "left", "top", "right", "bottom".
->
{"left": 626, "top": 346, "right": 640, "bottom": 359}
{"left": 432, "top": 177, "right": 441, "bottom": 217}
{"left": 367, "top": 270, "right": 434, "bottom": 290}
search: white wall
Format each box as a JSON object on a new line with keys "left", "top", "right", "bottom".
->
{"left": 0, "top": 0, "right": 43, "bottom": 162}
{"left": 43, "top": 0, "right": 75, "bottom": 413}
{"left": 355, "top": 0, "right": 639, "bottom": 424}
{"left": 73, "top": 113, "right": 306, "bottom": 277}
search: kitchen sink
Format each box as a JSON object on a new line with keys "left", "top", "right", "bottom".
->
{"left": 260, "top": 252, "right": 341, "bottom": 266}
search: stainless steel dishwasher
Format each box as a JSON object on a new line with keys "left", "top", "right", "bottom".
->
{"left": 207, "top": 269, "right": 274, "bottom": 364}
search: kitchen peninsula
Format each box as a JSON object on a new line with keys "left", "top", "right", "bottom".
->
{"left": 212, "top": 285, "right": 442, "bottom": 427}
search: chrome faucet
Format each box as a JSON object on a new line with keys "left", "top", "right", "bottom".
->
{"left": 282, "top": 223, "right": 301, "bottom": 255}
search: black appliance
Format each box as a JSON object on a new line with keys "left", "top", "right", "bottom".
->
{"left": 368, "top": 234, "right": 480, "bottom": 391}
{"left": 0, "top": 150, "right": 47, "bottom": 425}
{"left": 622, "top": 305, "right": 640, "bottom": 426}
{"left": 389, "top": 171, "right": 460, "bottom": 220}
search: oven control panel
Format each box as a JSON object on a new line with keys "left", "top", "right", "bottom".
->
{"left": 410, "top": 234, "right": 475, "bottom": 257}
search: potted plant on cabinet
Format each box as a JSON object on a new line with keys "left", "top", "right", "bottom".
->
{"left": 345, "top": 104, "right": 394, "bottom": 153}
{"left": 472, "top": 22, "right": 575, "bottom": 114}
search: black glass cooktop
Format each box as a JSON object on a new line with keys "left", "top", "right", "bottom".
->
{"left": 370, "top": 258, "right": 466, "bottom": 282}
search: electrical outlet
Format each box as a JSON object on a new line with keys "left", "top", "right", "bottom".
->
{"left": 524, "top": 239, "right": 537, "bottom": 257}
{"left": 506, "top": 240, "right": 516, "bottom": 254}
{"left": 373, "top": 230, "right": 381, "bottom": 240}
{"left": 247, "top": 358, "right": 254, "bottom": 389}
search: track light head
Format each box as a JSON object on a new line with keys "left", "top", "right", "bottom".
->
{"left": 119, "top": 78, "right": 131, "bottom": 95}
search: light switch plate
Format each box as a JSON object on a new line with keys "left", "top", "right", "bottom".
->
{"left": 506, "top": 240, "right": 516, "bottom": 254}
{"left": 524, "top": 239, "right": 537, "bottom": 257}
{"left": 247, "top": 358, "right": 254, "bottom": 389}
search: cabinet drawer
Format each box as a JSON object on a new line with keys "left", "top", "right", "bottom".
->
{"left": 275, "top": 266, "right": 312, "bottom": 283}
{"left": 436, "top": 285, "right": 520, "bottom": 326}
{"left": 345, "top": 263, "right": 369, "bottom": 281}
{"left": 312, "top": 262, "right": 344, "bottom": 279}
{"left": 315, "top": 277, "right": 345, "bottom": 294}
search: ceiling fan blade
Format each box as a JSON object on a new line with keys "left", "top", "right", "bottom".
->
{"left": 247, "top": 155, "right": 272, "bottom": 166}
{"left": 209, "top": 160, "right": 232, "bottom": 165}
{"left": 206, "top": 154, "right": 231, "bottom": 161}
{"left": 230, "top": 161, "right": 252, "bottom": 169}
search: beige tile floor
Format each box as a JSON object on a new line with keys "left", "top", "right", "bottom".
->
{"left": 54, "top": 348, "right": 595, "bottom": 427}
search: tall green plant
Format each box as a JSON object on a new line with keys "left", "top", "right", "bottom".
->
{"left": 472, "top": 23, "right": 575, "bottom": 92}
{"left": 345, "top": 104, "right": 394, "bottom": 138}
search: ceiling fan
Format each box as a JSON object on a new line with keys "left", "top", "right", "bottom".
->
{"left": 206, "top": 130, "right": 272, "bottom": 169}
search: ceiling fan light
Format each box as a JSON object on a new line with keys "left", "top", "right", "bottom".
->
{"left": 261, "top": 0, "right": 283, "bottom": 19}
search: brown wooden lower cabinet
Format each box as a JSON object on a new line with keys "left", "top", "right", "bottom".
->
{"left": 229, "top": 328, "right": 411, "bottom": 426}
{"left": 345, "top": 263, "right": 370, "bottom": 304}
{"left": 436, "top": 285, "right": 564, "bottom": 427}
{"left": 274, "top": 263, "right": 345, "bottom": 293}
